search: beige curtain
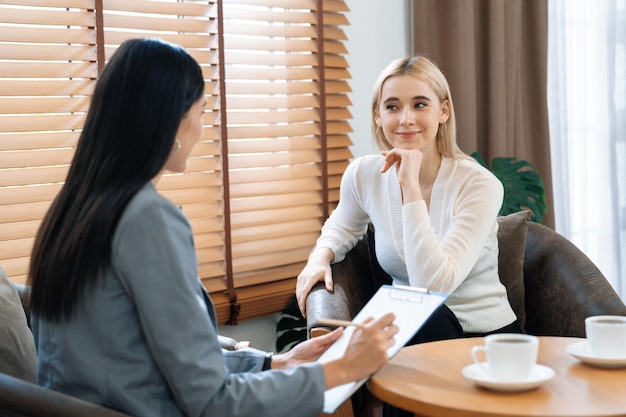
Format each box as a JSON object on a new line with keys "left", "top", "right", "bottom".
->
{"left": 411, "top": 0, "right": 554, "bottom": 227}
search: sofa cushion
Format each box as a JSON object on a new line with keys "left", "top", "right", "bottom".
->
{"left": 0, "top": 266, "right": 37, "bottom": 382}
{"left": 497, "top": 210, "right": 531, "bottom": 332}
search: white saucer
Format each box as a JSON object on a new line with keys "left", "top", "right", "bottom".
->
{"left": 566, "top": 340, "right": 626, "bottom": 368}
{"left": 462, "top": 363, "right": 555, "bottom": 392}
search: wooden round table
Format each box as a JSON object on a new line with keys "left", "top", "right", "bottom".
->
{"left": 368, "top": 336, "right": 626, "bottom": 417}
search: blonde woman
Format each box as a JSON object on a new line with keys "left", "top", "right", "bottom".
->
{"left": 297, "top": 54, "right": 520, "bottom": 416}
{"left": 297, "top": 54, "right": 520, "bottom": 344}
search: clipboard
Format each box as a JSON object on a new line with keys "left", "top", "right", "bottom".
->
{"left": 316, "top": 284, "right": 449, "bottom": 413}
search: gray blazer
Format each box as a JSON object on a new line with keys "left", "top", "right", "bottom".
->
{"left": 32, "top": 183, "right": 325, "bottom": 417}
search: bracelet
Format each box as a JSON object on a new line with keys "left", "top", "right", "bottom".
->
{"left": 262, "top": 352, "right": 273, "bottom": 371}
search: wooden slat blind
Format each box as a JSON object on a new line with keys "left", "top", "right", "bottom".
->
{"left": 0, "top": 0, "right": 352, "bottom": 325}
{"left": 0, "top": 0, "right": 96, "bottom": 285}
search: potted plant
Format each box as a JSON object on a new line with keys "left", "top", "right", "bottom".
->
{"left": 471, "top": 152, "right": 547, "bottom": 223}
{"left": 275, "top": 295, "right": 307, "bottom": 353}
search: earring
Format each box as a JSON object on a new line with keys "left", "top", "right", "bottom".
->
{"left": 171, "top": 139, "right": 181, "bottom": 154}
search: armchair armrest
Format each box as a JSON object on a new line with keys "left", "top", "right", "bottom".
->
{"left": 0, "top": 372, "right": 132, "bottom": 417}
{"left": 306, "top": 259, "right": 360, "bottom": 338}
{"left": 523, "top": 222, "right": 626, "bottom": 337}
{"left": 306, "top": 227, "right": 391, "bottom": 338}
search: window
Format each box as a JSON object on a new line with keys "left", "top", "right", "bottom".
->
{"left": 548, "top": 0, "right": 626, "bottom": 298}
{"left": 0, "top": 0, "right": 352, "bottom": 324}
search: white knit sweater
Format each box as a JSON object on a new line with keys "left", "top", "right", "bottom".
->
{"left": 315, "top": 154, "right": 517, "bottom": 333}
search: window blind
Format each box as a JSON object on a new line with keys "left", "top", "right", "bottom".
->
{"left": 0, "top": 0, "right": 97, "bottom": 288}
{"left": 0, "top": 0, "right": 352, "bottom": 325}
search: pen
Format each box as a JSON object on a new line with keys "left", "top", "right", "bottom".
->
{"left": 316, "top": 318, "right": 365, "bottom": 329}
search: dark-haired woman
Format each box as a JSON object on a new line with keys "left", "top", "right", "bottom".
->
{"left": 29, "top": 38, "right": 397, "bottom": 417}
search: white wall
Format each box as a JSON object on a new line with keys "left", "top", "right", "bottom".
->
{"left": 218, "top": 0, "right": 410, "bottom": 352}
{"left": 218, "top": 315, "right": 280, "bottom": 353}
{"left": 345, "top": 0, "right": 411, "bottom": 157}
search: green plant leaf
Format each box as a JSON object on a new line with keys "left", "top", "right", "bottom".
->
{"left": 275, "top": 294, "right": 307, "bottom": 352}
{"left": 276, "top": 315, "right": 305, "bottom": 332}
{"left": 471, "top": 152, "right": 547, "bottom": 223}
{"left": 276, "top": 327, "right": 307, "bottom": 353}
{"left": 471, "top": 152, "right": 488, "bottom": 168}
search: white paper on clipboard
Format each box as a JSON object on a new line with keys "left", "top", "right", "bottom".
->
{"left": 317, "top": 284, "right": 449, "bottom": 414}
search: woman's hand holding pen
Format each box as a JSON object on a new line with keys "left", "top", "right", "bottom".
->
{"left": 272, "top": 313, "right": 398, "bottom": 389}
{"left": 322, "top": 313, "right": 398, "bottom": 390}
{"left": 270, "top": 327, "right": 345, "bottom": 369}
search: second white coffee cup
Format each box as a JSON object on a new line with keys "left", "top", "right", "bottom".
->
{"left": 470, "top": 333, "right": 539, "bottom": 382}
{"left": 585, "top": 315, "right": 626, "bottom": 358}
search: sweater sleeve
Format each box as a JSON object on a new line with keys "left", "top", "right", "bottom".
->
{"left": 401, "top": 161, "right": 504, "bottom": 293}
{"left": 113, "top": 188, "right": 325, "bottom": 417}
{"left": 314, "top": 156, "right": 375, "bottom": 263}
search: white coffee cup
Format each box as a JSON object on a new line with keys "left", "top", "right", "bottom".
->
{"left": 470, "top": 333, "right": 539, "bottom": 382}
{"left": 585, "top": 315, "right": 626, "bottom": 358}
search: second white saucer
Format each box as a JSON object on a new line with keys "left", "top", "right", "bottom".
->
{"left": 462, "top": 363, "right": 555, "bottom": 392}
{"left": 566, "top": 340, "right": 626, "bottom": 368}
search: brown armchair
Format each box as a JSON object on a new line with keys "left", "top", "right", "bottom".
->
{"left": 307, "top": 214, "right": 626, "bottom": 338}
{"left": 306, "top": 213, "right": 626, "bottom": 417}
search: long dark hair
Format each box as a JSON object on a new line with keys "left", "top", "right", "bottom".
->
{"left": 29, "top": 38, "right": 205, "bottom": 321}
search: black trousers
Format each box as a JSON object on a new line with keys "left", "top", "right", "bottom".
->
{"left": 381, "top": 304, "right": 522, "bottom": 417}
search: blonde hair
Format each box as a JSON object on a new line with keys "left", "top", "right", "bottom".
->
{"left": 371, "top": 55, "right": 467, "bottom": 158}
